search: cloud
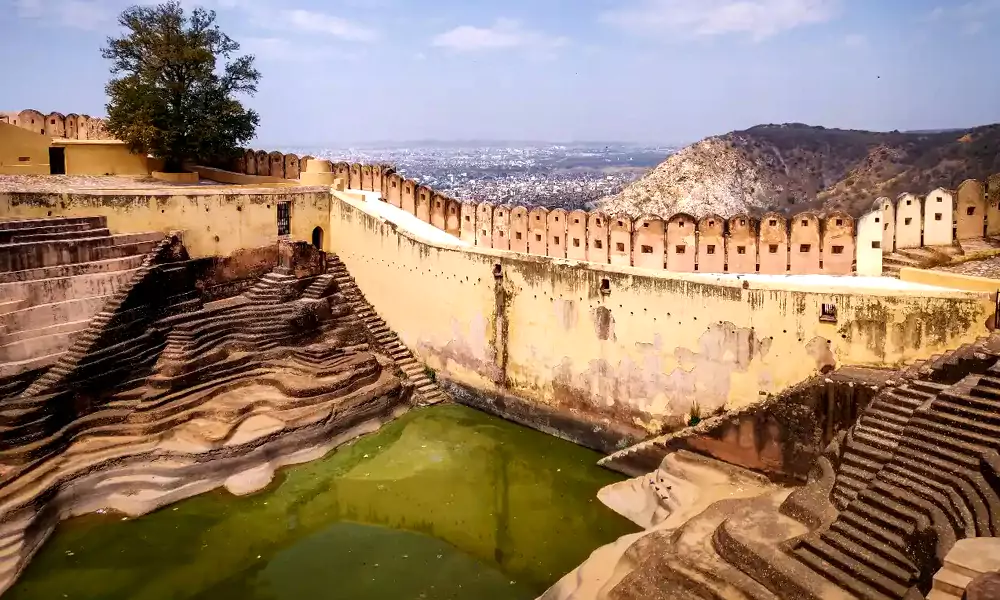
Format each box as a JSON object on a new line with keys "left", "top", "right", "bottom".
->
{"left": 843, "top": 33, "right": 867, "bottom": 47}
{"left": 241, "top": 36, "right": 361, "bottom": 61}
{"left": 279, "top": 9, "right": 379, "bottom": 42}
{"left": 924, "top": 1, "right": 1000, "bottom": 35}
{"left": 600, "top": 0, "right": 839, "bottom": 41}
{"left": 431, "top": 18, "right": 568, "bottom": 52}
{"left": 14, "top": 0, "right": 114, "bottom": 30}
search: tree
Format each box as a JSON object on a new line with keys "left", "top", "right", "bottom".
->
{"left": 102, "top": 2, "right": 260, "bottom": 172}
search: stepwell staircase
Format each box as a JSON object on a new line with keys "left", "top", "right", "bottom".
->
{"left": 326, "top": 254, "right": 446, "bottom": 406}
{"left": 0, "top": 217, "right": 163, "bottom": 383}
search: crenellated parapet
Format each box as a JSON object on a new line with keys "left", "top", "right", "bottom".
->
{"left": 221, "top": 151, "right": 1000, "bottom": 276}
{"left": 1, "top": 109, "right": 114, "bottom": 140}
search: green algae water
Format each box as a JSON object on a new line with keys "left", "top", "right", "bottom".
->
{"left": 8, "top": 404, "right": 637, "bottom": 600}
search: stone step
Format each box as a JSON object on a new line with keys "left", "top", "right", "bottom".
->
{"left": 10, "top": 227, "right": 112, "bottom": 243}
{"left": 933, "top": 568, "right": 972, "bottom": 598}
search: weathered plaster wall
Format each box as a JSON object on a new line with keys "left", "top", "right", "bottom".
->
{"left": 57, "top": 142, "right": 154, "bottom": 176}
{"left": 330, "top": 194, "right": 994, "bottom": 436}
{"left": 924, "top": 189, "right": 955, "bottom": 246}
{"left": 1, "top": 188, "right": 331, "bottom": 259}
{"left": 0, "top": 122, "right": 50, "bottom": 175}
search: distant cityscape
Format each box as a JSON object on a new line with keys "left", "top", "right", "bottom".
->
{"left": 279, "top": 143, "right": 676, "bottom": 211}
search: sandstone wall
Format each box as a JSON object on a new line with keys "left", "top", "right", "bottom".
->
{"left": 0, "top": 188, "right": 332, "bottom": 259}
{"left": 330, "top": 194, "right": 994, "bottom": 437}
{"left": 1, "top": 110, "right": 115, "bottom": 140}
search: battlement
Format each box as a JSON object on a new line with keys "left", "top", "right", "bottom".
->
{"left": 214, "top": 150, "right": 1000, "bottom": 279}
{"left": 0, "top": 109, "right": 113, "bottom": 141}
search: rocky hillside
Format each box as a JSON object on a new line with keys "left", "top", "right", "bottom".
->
{"left": 599, "top": 123, "right": 1000, "bottom": 218}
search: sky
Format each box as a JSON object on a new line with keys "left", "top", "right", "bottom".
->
{"left": 2, "top": 0, "right": 1000, "bottom": 146}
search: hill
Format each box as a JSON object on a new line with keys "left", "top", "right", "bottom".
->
{"left": 598, "top": 123, "right": 1000, "bottom": 218}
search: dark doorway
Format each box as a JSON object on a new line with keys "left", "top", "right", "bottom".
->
{"left": 311, "top": 226, "right": 324, "bottom": 250}
{"left": 49, "top": 147, "right": 66, "bottom": 175}
{"left": 276, "top": 201, "right": 291, "bottom": 237}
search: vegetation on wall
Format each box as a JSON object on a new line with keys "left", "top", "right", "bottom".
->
{"left": 102, "top": 1, "right": 260, "bottom": 172}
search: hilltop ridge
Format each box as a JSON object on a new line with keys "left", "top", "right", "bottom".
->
{"left": 599, "top": 122, "right": 1000, "bottom": 218}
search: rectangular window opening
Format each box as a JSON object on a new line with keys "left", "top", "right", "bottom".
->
{"left": 799, "top": 244, "right": 811, "bottom": 253}
{"left": 641, "top": 244, "right": 653, "bottom": 254}
{"left": 935, "top": 213, "right": 942, "bottom": 221}
{"left": 769, "top": 244, "right": 778, "bottom": 253}
{"left": 905, "top": 217, "right": 912, "bottom": 225}
{"left": 616, "top": 242, "right": 625, "bottom": 252}
{"left": 737, "top": 246, "right": 746, "bottom": 255}
{"left": 872, "top": 241, "right": 881, "bottom": 249}
{"left": 707, "top": 245, "right": 716, "bottom": 255}
{"left": 536, "top": 234, "right": 542, "bottom": 242}
{"left": 967, "top": 207, "right": 976, "bottom": 216}
{"left": 820, "top": 303, "right": 837, "bottom": 323}
{"left": 832, "top": 245, "right": 844, "bottom": 255}
{"left": 573, "top": 238, "right": 581, "bottom": 247}
{"left": 675, "top": 245, "right": 686, "bottom": 254}
{"left": 515, "top": 232, "right": 523, "bottom": 240}
{"left": 554, "top": 236, "right": 561, "bottom": 245}
{"left": 594, "top": 240, "right": 603, "bottom": 249}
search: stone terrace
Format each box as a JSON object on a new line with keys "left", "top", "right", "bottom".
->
{"left": 0, "top": 175, "right": 221, "bottom": 192}
{"left": 0, "top": 216, "right": 163, "bottom": 386}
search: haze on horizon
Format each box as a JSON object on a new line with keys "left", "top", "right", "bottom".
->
{"left": 3, "top": 0, "right": 1000, "bottom": 147}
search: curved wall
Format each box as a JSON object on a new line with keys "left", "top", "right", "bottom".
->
{"left": 330, "top": 194, "right": 993, "bottom": 438}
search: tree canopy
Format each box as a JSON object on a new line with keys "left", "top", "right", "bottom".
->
{"left": 102, "top": 2, "right": 260, "bottom": 172}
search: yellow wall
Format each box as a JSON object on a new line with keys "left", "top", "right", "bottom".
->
{"left": 0, "top": 122, "right": 50, "bottom": 175}
{"left": 899, "top": 267, "right": 1000, "bottom": 294}
{"left": 1, "top": 188, "right": 332, "bottom": 259}
{"left": 56, "top": 141, "right": 153, "bottom": 176}
{"left": 191, "top": 165, "right": 297, "bottom": 185}
{"left": 330, "top": 194, "right": 994, "bottom": 433}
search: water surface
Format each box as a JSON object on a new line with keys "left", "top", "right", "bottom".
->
{"left": 8, "top": 404, "right": 636, "bottom": 599}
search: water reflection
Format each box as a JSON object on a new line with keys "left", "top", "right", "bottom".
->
{"left": 8, "top": 404, "right": 636, "bottom": 599}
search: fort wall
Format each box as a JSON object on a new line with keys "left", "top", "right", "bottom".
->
{"left": 329, "top": 192, "right": 994, "bottom": 438}
{"left": 0, "top": 188, "right": 331, "bottom": 259}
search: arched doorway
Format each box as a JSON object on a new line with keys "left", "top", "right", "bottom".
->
{"left": 311, "top": 226, "right": 324, "bottom": 250}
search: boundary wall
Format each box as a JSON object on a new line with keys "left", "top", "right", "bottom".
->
{"left": 328, "top": 192, "right": 994, "bottom": 440}
{"left": 0, "top": 188, "right": 331, "bottom": 259}
{"left": 223, "top": 154, "right": 1000, "bottom": 277}
{"left": 1, "top": 110, "right": 112, "bottom": 140}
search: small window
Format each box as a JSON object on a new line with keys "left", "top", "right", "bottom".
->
{"left": 641, "top": 244, "right": 653, "bottom": 254}
{"left": 875, "top": 217, "right": 880, "bottom": 223}
{"left": 616, "top": 242, "right": 625, "bottom": 252}
{"left": 436, "top": 201, "right": 441, "bottom": 207}
{"left": 740, "top": 219, "right": 746, "bottom": 226}
{"left": 675, "top": 245, "right": 686, "bottom": 254}
{"left": 536, "top": 234, "right": 542, "bottom": 242}
{"left": 573, "top": 238, "right": 580, "bottom": 247}
{"left": 820, "top": 303, "right": 837, "bottom": 323}
{"left": 17, "top": 156, "right": 29, "bottom": 162}
{"left": 769, "top": 244, "right": 778, "bottom": 253}
{"left": 574, "top": 218, "right": 580, "bottom": 224}
{"left": 904, "top": 217, "right": 913, "bottom": 225}
{"left": 678, "top": 220, "right": 685, "bottom": 227}
{"left": 595, "top": 219, "right": 602, "bottom": 226}
{"left": 516, "top": 232, "right": 523, "bottom": 240}
{"left": 406, "top": 186, "right": 411, "bottom": 193}
{"left": 799, "top": 244, "right": 811, "bottom": 253}
{"left": 600, "top": 278, "right": 611, "bottom": 295}
{"left": 535, "top": 215, "right": 540, "bottom": 221}
{"left": 482, "top": 230, "right": 488, "bottom": 236}
{"left": 769, "top": 219, "right": 777, "bottom": 226}
{"left": 832, "top": 245, "right": 844, "bottom": 254}
{"left": 967, "top": 207, "right": 976, "bottom": 216}
{"left": 643, "top": 222, "right": 649, "bottom": 228}
{"left": 392, "top": 181, "right": 397, "bottom": 188}
{"left": 872, "top": 241, "right": 881, "bottom": 249}
{"left": 801, "top": 219, "right": 807, "bottom": 226}
{"left": 937, "top": 197, "right": 943, "bottom": 203}
{"left": 555, "top": 216, "right": 559, "bottom": 222}
{"left": 709, "top": 220, "right": 715, "bottom": 226}
{"left": 935, "top": 213, "right": 942, "bottom": 221}
{"left": 554, "top": 236, "right": 561, "bottom": 244}
{"left": 498, "top": 211, "right": 503, "bottom": 217}
{"left": 499, "top": 231, "right": 505, "bottom": 237}
{"left": 465, "top": 215, "right": 471, "bottom": 222}
{"left": 835, "top": 219, "right": 843, "bottom": 226}
{"left": 906, "top": 199, "right": 911, "bottom": 206}
{"left": 617, "top": 220, "right": 623, "bottom": 227}
{"left": 737, "top": 246, "right": 746, "bottom": 255}
{"left": 707, "top": 245, "right": 716, "bottom": 255}
{"left": 50, "top": 119, "right": 55, "bottom": 124}
{"left": 450, "top": 207, "right": 456, "bottom": 214}
{"left": 595, "top": 240, "right": 603, "bottom": 249}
